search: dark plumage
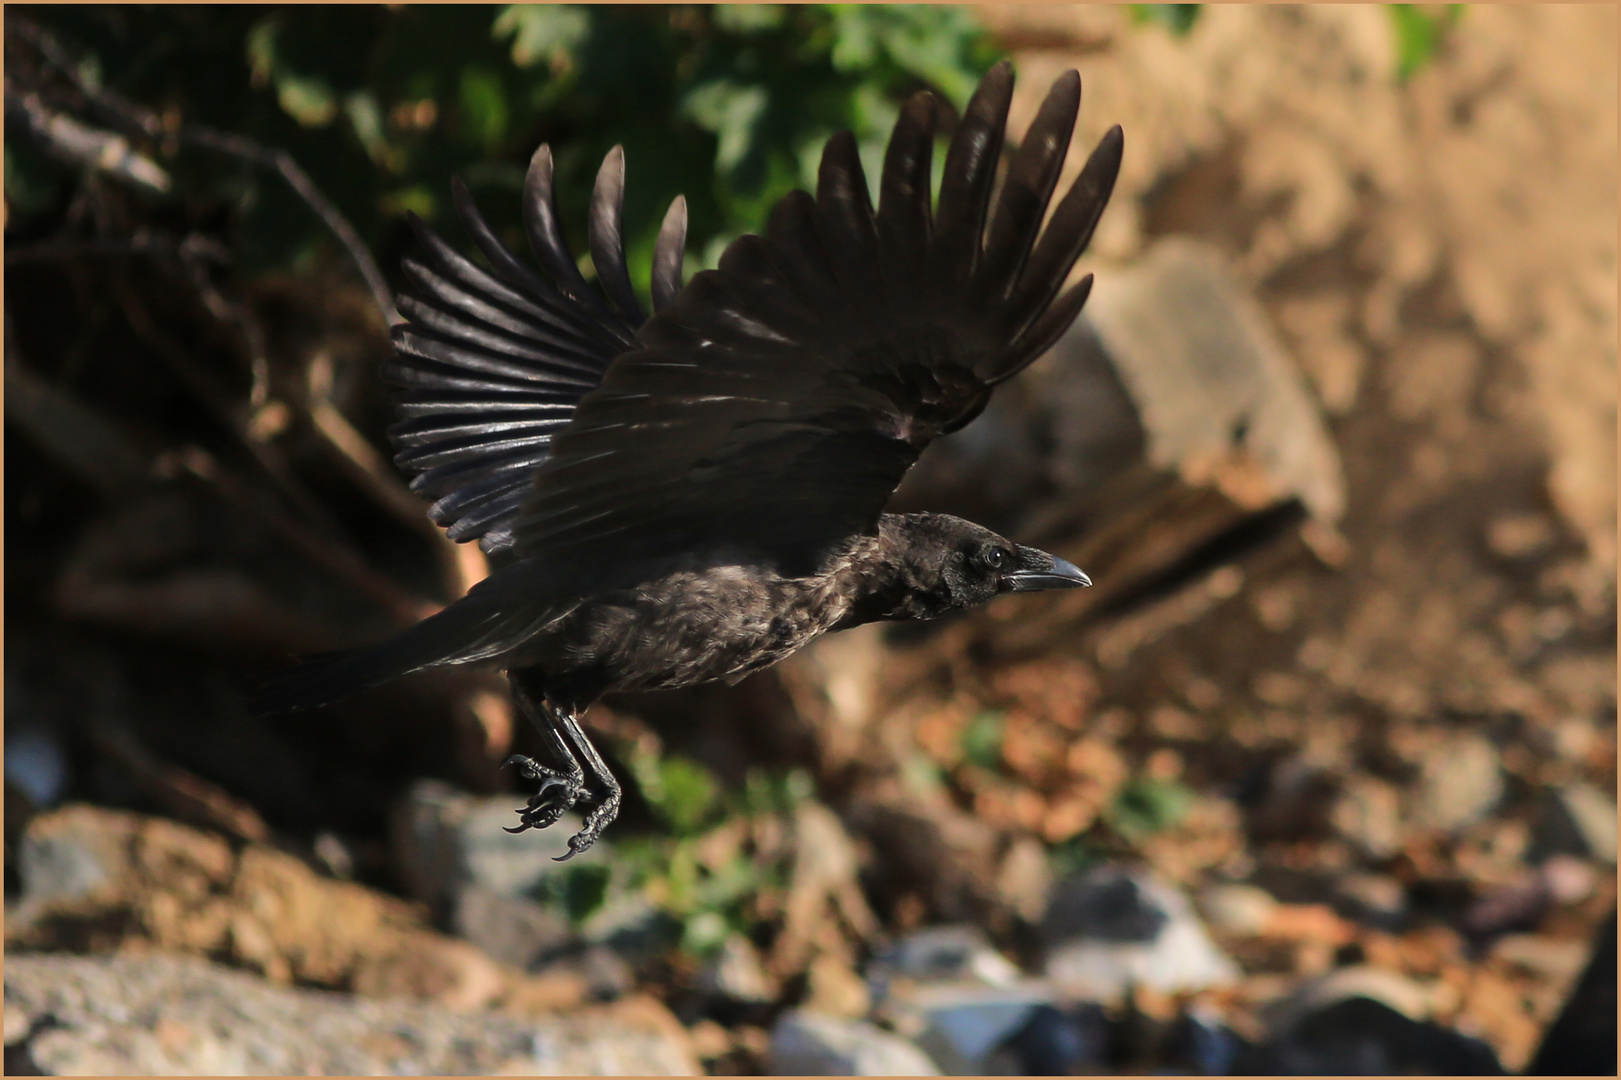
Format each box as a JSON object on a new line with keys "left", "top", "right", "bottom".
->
{"left": 253, "top": 61, "right": 1123, "bottom": 858}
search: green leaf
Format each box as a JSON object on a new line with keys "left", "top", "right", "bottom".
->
{"left": 562, "top": 862, "right": 612, "bottom": 922}
{"left": 493, "top": 4, "right": 589, "bottom": 69}
{"left": 960, "top": 710, "right": 1005, "bottom": 771}
{"left": 276, "top": 72, "right": 338, "bottom": 127}
{"left": 681, "top": 79, "right": 769, "bottom": 174}
{"left": 458, "top": 66, "right": 509, "bottom": 150}
{"left": 1389, "top": 4, "right": 1464, "bottom": 82}
{"left": 343, "top": 91, "right": 388, "bottom": 165}
{"left": 713, "top": 5, "right": 788, "bottom": 34}
{"left": 1106, "top": 778, "right": 1194, "bottom": 840}
{"left": 1129, "top": 5, "right": 1201, "bottom": 37}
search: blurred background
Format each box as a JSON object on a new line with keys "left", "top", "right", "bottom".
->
{"left": 4, "top": 4, "right": 1615, "bottom": 1075}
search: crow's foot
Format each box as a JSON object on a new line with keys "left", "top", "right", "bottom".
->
{"left": 553, "top": 783, "right": 621, "bottom": 861}
{"left": 501, "top": 754, "right": 585, "bottom": 834}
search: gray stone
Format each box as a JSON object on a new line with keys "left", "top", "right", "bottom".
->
{"left": 1040, "top": 865, "right": 1237, "bottom": 1003}
{"left": 1533, "top": 782, "right": 1618, "bottom": 864}
{"left": 1410, "top": 733, "right": 1503, "bottom": 832}
{"left": 3, "top": 951, "right": 700, "bottom": 1075}
{"left": 14, "top": 804, "right": 136, "bottom": 912}
{"left": 770, "top": 1010, "right": 939, "bottom": 1076}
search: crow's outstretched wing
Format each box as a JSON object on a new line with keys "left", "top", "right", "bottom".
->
{"left": 514, "top": 62, "right": 1122, "bottom": 578}
{"left": 386, "top": 147, "right": 688, "bottom": 553}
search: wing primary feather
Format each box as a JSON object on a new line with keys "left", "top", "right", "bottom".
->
{"left": 589, "top": 147, "right": 648, "bottom": 326}
{"left": 876, "top": 91, "right": 937, "bottom": 281}
{"left": 447, "top": 180, "right": 625, "bottom": 350}
{"left": 406, "top": 213, "right": 609, "bottom": 352}
{"left": 651, "top": 195, "right": 688, "bottom": 313}
{"left": 817, "top": 131, "right": 883, "bottom": 307}
{"left": 1007, "top": 124, "right": 1122, "bottom": 339}
{"left": 996, "top": 273, "right": 1094, "bottom": 383}
{"left": 980, "top": 70, "right": 1080, "bottom": 302}
{"left": 934, "top": 59, "right": 1014, "bottom": 285}
{"left": 524, "top": 145, "right": 623, "bottom": 327}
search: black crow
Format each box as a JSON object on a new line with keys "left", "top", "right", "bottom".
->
{"left": 254, "top": 61, "right": 1122, "bottom": 858}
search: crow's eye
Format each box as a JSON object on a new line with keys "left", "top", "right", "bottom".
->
{"left": 983, "top": 547, "right": 1009, "bottom": 571}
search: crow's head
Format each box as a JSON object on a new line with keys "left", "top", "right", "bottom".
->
{"left": 869, "top": 513, "right": 1091, "bottom": 621}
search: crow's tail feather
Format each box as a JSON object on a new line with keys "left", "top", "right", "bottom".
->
{"left": 248, "top": 573, "right": 567, "bottom": 715}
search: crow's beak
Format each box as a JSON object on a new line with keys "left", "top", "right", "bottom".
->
{"left": 1006, "top": 546, "right": 1092, "bottom": 592}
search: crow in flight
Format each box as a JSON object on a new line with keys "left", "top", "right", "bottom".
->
{"left": 254, "top": 61, "right": 1122, "bottom": 858}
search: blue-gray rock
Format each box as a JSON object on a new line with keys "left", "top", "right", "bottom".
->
{"left": 903, "top": 984, "right": 1053, "bottom": 1074}
{"left": 983, "top": 1002, "right": 1111, "bottom": 1075}
{"left": 770, "top": 1011, "right": 938, "bottom": 1076}
{"left": 1041, "top": 865, "right": 1237, "bottom": 1002}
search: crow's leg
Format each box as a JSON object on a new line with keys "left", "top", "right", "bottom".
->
{"left": 551, "top": 706, "right": 622, "bottom": 861}
{"left": 503, "top": 673, "right": 587, "bottom": 835}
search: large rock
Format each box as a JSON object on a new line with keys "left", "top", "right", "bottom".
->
{"left": 1040, "top": 864, "right": 1238, "bottom": 1003}
{"left": 2, "top": 952, "right": 700, "bottom": 1075}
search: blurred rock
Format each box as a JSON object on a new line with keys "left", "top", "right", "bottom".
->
{"left": 983, "top": 1001, "right": 1112, "bottom": 1075}
{"left": 1265, "top": 965, "right": 1436, "bottom": 1030}
{"left": 769, "top": 1010, "right": 938, "bottom": 1075}
{"left": 1331, "top": 776, "right": 1404, "bottom": 860}
{"left": 1531, "top": 781, "right": 1618, "bottom": 864}
{"left": 13, "top": 803, "right": 140, "bottom": 914}
{"left": 1166, "top": 1004, "right": 1245, "bottom": 1076}
{"left": 900, "top": 984, "right": 1054, "bottom": 1074}
{"left": 873, "top": 924, "right": 1022, "bottom": 987}
{"left": 391, "top": 778, "right": 592, "bottom": 909}
{"left": 1458, "top": 855, "right": 1596, "bottom": 942}
{"left": 1237, "top": 996, "right": 1505, "bottom": 1075}
{"left": 3, "top": 951, "right": 700, "bottom": 1075}
{"left": 1410, "top": 733, "right": 1503, "bottom": 833}
{"left": 1526, "top": 907, "right": 1616, "bottom": 1076}
{"left": 1198, "top": 882, "right": 1279, "bottom": 935}
{"left": 1332, "top": 872, "right": 1408, "bottom": 931}
{"left": 803, "top": 952, "right": 871, "bottom": 1019}
{"left": 1040, "top": 864, "right": 1238, "bottom": 1003}
{"left": 697, "top": 933, "right": 775, "bottom": 1004}
{"left": 450, "top": 883, "right": 574, "bottom": 972}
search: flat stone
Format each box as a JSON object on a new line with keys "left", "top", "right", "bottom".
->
{"left": 3, "top": 951, "right": 700, "bottom": 1075}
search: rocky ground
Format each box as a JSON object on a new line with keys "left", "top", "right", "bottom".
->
{"left": 6, "top": 5, "right": 1616, "bottom": 1076}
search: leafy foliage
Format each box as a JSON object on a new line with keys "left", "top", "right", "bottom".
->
{"left": 9, "top": 6, "right": 1000, "bottom": 304}
{"left": 1388, "top": 5, "right": 1466, "bottom": 82}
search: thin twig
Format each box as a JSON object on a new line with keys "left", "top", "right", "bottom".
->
{"left": 10, "top": 15, "right": 400, "bottom": 329}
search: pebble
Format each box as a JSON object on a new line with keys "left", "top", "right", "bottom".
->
{"left": 1410, "top": 733, "right": 1503, "bottom": 833}
{"left": 697, "top": 933, "right": 774, "bottom": 1004}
